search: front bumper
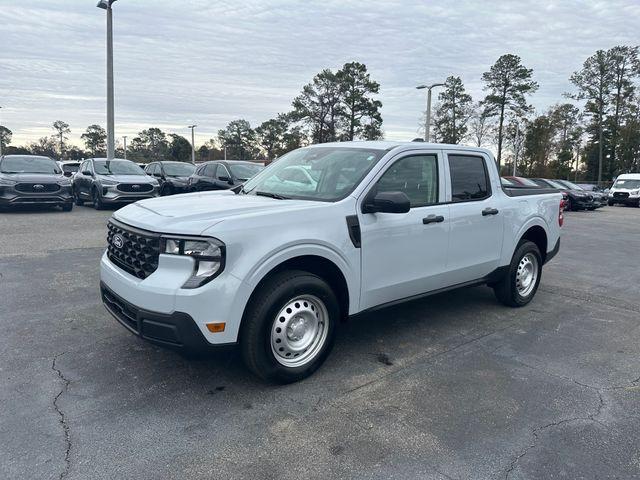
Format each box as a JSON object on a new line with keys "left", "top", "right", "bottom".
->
{"left": 0, "top": 185, "right": 73, "bottom": 206}
{"left": 100, "top": 184, "right": 159, "bottom": 204}
{"left": 100, "top": 250, "right": 250, "bottom": 348}
{"left": 609, "top": 194, "right": 640, "bottom": 205}
{"left": 101, "top": 282, "right": 217, "bottom": 351}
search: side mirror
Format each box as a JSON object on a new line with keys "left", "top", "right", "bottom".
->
{"left": 64, "top": 171, "right": 73, "bottom": 177}
{"left": 363, "top": 191, "right": 411, "bottom": 214}
{"left": 82, "top": 170, "right": 92, "bottom": 176}
{"left": 218, "top": 175, "right": 231, "bottom": 182}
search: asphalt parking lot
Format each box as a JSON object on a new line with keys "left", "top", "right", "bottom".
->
{"left": 1, "top": 204, "right": 639, "bottom": 480}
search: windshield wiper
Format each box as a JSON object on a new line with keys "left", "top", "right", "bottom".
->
{"left": 255, "top": 191, "right": 289, "bottom": 200}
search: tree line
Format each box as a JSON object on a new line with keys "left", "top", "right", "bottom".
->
{"left": 430, "top": 46, "right": 640, "bottom": 182}
{"left": 1, "top": 50, "right": 638, "bottom": 182}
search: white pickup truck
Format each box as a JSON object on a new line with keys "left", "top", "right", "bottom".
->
{"left": 100, "top": 141, "right": 562, "bottom": 383}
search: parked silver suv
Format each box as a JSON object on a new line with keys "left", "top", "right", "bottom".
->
{"left": 72, "top": 158, "right": 159, "bottom": 209}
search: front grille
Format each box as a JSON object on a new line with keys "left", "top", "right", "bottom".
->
{"left": 15, "top": 183, "right": 60, "bottom": 193}
{"left": 613, "top": 192, "right": 629, "bottom": 199}
{"left": 117, "top": 183, "right": 153, "bottom": 193}
{"left": 107, "top": 220, "right": 160, "bottom": 279}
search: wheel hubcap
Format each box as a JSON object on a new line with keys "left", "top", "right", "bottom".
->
{"left": 270, "top": 295, "right": 329, "bottom": 368}
{"left": 516, "top": 253, "right": 538, "bottom": 297}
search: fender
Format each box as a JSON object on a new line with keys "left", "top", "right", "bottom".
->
{"left": 242, "top": 241, "right": 360, "bottom": 314}
{"left": 501, "top": 216, "right": 549, "bottom": 265}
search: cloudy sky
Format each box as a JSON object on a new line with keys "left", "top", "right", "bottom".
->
{"left": 1, "top": 0, "right": 639, "bottom": 148}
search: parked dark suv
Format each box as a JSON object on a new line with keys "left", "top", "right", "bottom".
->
{"left": 144, "top": 161, "right": 196, "bottom": 196}
{"left": 0, "top": 155, "right": 73, "bottom": 211}
{"left": 530, "top": 178, "right": 595, "bottom": 211}
{"left": 72, "top": 158, "right": 159, "bottom": 209}
{"left": 188, "top": 160, "right": 264, "bottom": 192}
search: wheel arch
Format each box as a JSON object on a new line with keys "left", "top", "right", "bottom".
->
{"left": 242, "top": 250, "right": 355, "bottom": 323}
{"left": 518, "top": 223, "right": 548, "bottom": 263}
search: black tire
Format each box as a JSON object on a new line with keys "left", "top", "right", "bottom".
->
{"left": 240, "top": 270, "right": 339, "bottom": 383}
{"left": 607, "top": 200, "right": 614, "bottom": 206}
{"left": 92, "top": 187, "right": 104, "bottom": 210}
{"left": 493, "top": 240, "right": 543, "bottom": 308}
{"left": 160, "top": 184, "right": 173, "bottom": 196}
{"left": 61, "top": 202, "right": 73, "bottom": 212}
{"left": 74, "top": 189, "right": 84, "bottom": 206}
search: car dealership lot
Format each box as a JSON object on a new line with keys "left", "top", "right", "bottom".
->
{"left": 1, "top": 205, "right": 639, "bottom": 479}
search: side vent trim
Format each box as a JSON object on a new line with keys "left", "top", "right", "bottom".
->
{"left": 345, "top": 215, "right": 361, "bottom": 248}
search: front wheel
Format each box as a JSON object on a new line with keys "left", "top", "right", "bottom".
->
{"left": 493, "top": 240, "right": 542, "bottom": 307}
{"left": 61, "top": 202, "right": 73, "bottom": 212}
{"left": 160, "top": 184, "right": 173, "bottom": 196}
{"left": 74, "top": 189, "right": 84, "bottom": 206}
{"left": 92, "top": 188, "right": 104, "bottom": 210}
{"left": 240, "top": 270, "right": 339, "bottom": 383}
{"left": 607, "top": 200, "right": 615, "bottom": 206}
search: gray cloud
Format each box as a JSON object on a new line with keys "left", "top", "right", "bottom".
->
{"left": 1, "top": 0, "right": 638, "bottom": 147}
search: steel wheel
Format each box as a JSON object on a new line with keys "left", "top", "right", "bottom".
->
{"left": 516, "top": 253, "right": 538, "bottom": 297}
{"left": 270, "top": 295, "right": 329, "bottom": 368}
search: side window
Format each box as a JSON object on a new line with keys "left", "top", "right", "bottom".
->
{"left": 204, "top": 164, "right": 217, "bottom": 177}
{"left": 448, "top": 154, "right": 490, "bottom": 202}
{"left": 217, "top": 165, "right": 230, "bottom": 180}
{"left": 146, "top": 164, "right": 155, "bottom": 175}
{"left": 374, "top": 154, "right": 439, "bottom": 207}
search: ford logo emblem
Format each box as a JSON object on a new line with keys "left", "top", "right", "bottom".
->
{"left": 112, "top": 234, "right": 124, "bottom": 249}
{"left": 131, "top": 184, "right": 140, "bottom": 190}
{"left": 33, "top": 184, "right": 45, "bottom": 190}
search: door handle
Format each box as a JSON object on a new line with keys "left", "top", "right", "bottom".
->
{"left": 422, "top": 215, "right": 445, "bottom": 225}
{"left": 482, "top": 208, "right": 499, "bottom": 216}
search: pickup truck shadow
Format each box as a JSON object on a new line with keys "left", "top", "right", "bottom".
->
{"left": 173, "top": 284, "right": 502, "bottom": 388}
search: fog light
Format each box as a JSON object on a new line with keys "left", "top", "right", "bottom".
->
{"left": 206, "top": 322, "right": 226, "bottom": 333}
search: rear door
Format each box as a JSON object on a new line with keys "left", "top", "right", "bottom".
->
{"left": 359, "top": 150, "right": 450, "bottom": 309}
{"left": 444, "top": 152, "right": 504, "bottom": 284}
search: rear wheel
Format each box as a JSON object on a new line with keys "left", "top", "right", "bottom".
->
{"left": 493, "top": 240, "right": 542, "bottom": 307}
{"left": 607, "top": 200, "right": 614, "bottom": 206}
{"left": 240, "top": 270, "right": 339, "bottom": 383}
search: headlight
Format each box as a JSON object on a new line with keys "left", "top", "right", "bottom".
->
{"left": 149, "top": 179, "right": 159, "bottom": 187}
{"left": 101, "top": 178, "right": 118, "bottom": 186}
{"left": 0, "top": 177, "right": 17, "bottom": 186}
{"left": 160, "top": 236, "right": 225, "bottom": 288}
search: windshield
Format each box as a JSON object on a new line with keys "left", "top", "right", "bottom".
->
{"left": 93, "top": 160, "right": 145, "bottom": 176}
{"left": 556, "top": 180, "right": 583, "bottom": 190}
{"left": 228, "top": 163, "right": 264, "bottom": 180}
{"left": 541, "top": 179, "right": 565, "bottom": 189}
{"left": 162, "top": 162, "right": 196, "bottom": 177}
{"left": 241, "top": 147, "right": 386, "bottom": 201}
{"left": 62, "top": 164, "right": 79, "bottom": 174}
{"left": 613, "top": 179, "right": 640, "bottom": 189}
{"left": 514, "top": 177, "right": 539, "bottom": 187}
{"left": 0, "top": 156, "right": 61, "bottom": 174}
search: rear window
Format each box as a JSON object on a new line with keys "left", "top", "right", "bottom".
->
{"left": 448, "top": 155, "right": 490, "bottom": 202}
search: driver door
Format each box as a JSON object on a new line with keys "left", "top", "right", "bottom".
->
{"left": 359, "top": 151, "right": 450, "bottom": 310}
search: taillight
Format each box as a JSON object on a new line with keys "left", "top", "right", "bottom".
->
{"left": 559, "top": 200, "right": 564, "bottom": 227}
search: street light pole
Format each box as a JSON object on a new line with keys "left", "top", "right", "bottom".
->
{"left": 97, "top": 0, "right": 117, "bottom": 160}
{"left": 416, "top": 82, "right": 444, "bottom": 142}
{"left": 122, "top": 135, "right": 127, "bottom": 159}
{"left": 188, "top": 125, "right": 197, "bottom": 164}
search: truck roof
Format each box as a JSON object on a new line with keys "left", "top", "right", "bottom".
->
{"left": 616, "top": 173, "right": 640, "bottom": 180}
{"left": 307, "top": 140, "right": 494, "bottom": 157}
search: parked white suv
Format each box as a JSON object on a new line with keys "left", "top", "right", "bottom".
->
{"left": 608, "top": 173, "right": 640, "bottom": 206}
{"left": 100, "top": 142, "right": 562, "bottom": 382}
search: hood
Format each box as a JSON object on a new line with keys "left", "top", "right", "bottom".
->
{"left": 0, "top": 172, "right": 66, "bottom": 183}
{"left": 98, "top": 174, "right": 154, "bottom": 183}
{"left": 113, "top": 190, "right": 322, "bottom": 234}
